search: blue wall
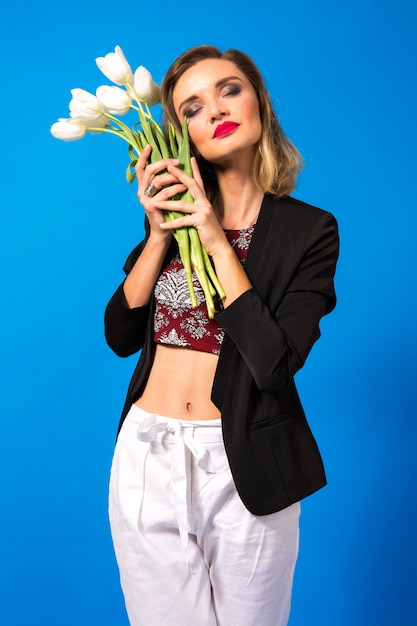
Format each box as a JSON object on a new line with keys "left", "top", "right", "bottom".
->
{"left": 1, "top": 1, "right": 416, "bottom": 624}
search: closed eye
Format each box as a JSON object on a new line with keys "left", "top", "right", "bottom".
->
{"left": 221, "top": 83, "right": 242, "bottom": 97}
{"left": 184, "top": 103, "right": 203, "bottom": 118}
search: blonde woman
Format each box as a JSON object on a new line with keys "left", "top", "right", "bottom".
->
{"left": 105, "top": 45, "right": 339, "bottom": 626}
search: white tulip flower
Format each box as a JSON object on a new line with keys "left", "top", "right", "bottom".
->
{"left": 96, "top": 85, "right": 132, "bottom": 115}
{"left": 88, "top": 115, "right": 110, "bottom": 134}
{"left": 96, "top": 45, "right": 133, "bottom": 86}
{"left": 50, "top": 118, "right": 87, "bottom": 141}
{"left": 69, "top": 88, "right": 104, "bottom": 121}
{"left": 50, "top": 115, "right": 108, "bottom": 141}
{"left": 133, "top": 66, "right": 160, "bottom": 105}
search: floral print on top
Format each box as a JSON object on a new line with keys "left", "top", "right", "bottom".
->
{"left": 153, "top": 226, "right": 255, "bottom": 355}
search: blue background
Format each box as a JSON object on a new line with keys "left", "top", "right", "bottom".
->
{"left": 1, "top": 0, "right": 416, "bottom": 624}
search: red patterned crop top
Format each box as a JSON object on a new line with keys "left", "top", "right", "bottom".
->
{"left": 153, "top": 226, "right": 255, "bottom": 355}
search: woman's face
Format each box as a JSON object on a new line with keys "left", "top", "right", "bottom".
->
{"left": 172, "top": 58, "right": 262, "bottom": 167}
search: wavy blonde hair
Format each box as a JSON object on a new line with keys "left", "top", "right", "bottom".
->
{"left": 161, "top": 45, "right": 303, "bottom": 201}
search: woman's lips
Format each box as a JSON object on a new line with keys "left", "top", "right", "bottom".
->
{"left": 213, "top": 122, "right": 240, "bottom": 138}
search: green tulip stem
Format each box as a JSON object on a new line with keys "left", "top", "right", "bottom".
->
{"left": 85, "top": 126, "right": 140, "bottom": 155}
{"left": 202, "top": 246, "right": 226, "bottom": 300}
{"left": 165, "top": 209, "right": 197, "bottom": 307}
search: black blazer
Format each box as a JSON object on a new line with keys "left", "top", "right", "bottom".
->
{"left": 105, "top": 194, "right": 339, "bottom": 516}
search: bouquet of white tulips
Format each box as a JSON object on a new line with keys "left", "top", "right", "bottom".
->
{"left": 51, "top": 45, "right": 225, "bottom": 318}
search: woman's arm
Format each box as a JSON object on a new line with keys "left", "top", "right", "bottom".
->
{"left": 216, "top": 211, "right": 339, "bottom": 391}
{"left": 104, "top": 231, "right": 172, "bottom": 357}
{"left": 104, "top": 146, "right": 184, "bottom": 357}
{"left": 122, "top": 233, "right": 172, "bottom": 308}
{"left": 156, "top": 163, "right": 338, "bottom": 389}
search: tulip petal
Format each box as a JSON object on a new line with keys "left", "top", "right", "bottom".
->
{"left": 96, "top": 85, "right": 132, "bottom": 115}
{"left": 69, "top": 88, "right": 104, "bottom": 120}
{"left": 96, "top": 46, "right": 133, "bottom": 86}
{"left": 50, "top": 118, "right": 87, "bottom": 141}
{"left": 133, "top": 66, "right": 161, "bottom": 104}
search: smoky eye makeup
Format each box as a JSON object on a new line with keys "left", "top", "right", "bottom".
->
{"left": 221, "top": 82, "right": 242, "bottom": 97}
{"left": 183, "top": 103, "right": 202, "bottom": 118}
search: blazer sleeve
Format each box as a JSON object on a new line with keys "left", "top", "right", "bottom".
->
{"left": 104, "top": 226, "right": 152, "bottom": 357}
{"left": 216, "top": 211, "right": 339, "bottom": 391}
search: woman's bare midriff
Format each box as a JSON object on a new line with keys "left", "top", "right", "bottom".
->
{"left": 135, "top": 344, "right": 221, "bottom": 420}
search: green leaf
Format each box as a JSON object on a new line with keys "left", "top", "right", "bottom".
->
{"left": 128, "top": 142, "right": 137, "bottom": 160}
{"left": 177, "top": 117, "right": 192, "bottom": 176}
{"left": 138, "top": 107, "right": 162, "bottom": 161}
{"left": 126, "top": 158, "right": 138, "bottom": 183}
{"left": 151, "top": 121, "right": 171, "bottom": 159}
{"left": 168, "top": 122, "right": 179, "bottom": 158}
{"left": 134, "top": 128, "right": 146, "bottom": 151}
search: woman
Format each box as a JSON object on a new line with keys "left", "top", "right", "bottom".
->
{"left": 105, "top": 45, "right": 339, "bottom": 626}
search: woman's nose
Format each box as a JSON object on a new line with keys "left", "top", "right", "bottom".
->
{"left": 209, "top": 98, "right": 228, "bottom": 122}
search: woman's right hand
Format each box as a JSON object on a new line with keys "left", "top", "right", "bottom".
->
{"left": 135, "top": 145, "right": 186, "bottom": 239}
{"left": 122, "top": 145, "right": 187, "bottom": 310}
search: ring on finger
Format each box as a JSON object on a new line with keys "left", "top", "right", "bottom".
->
{"left": 144, "top": 181, "right": 158, "bottom": 198}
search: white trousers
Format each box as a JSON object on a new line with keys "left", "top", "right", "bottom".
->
{"left": 109, "top": 404, "right": 300, "bottom": 626}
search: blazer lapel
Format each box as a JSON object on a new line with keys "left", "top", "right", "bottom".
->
{"left": 244, "top": 194, "right": 288, "bottom": 294}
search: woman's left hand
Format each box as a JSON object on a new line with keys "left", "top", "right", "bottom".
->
{"left": 156, "top": 158, "right": 228, "bottom": 257}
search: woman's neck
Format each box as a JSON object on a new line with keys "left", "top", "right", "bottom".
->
{"left": 215, "top": 171, "right": 264, "bottom": 230}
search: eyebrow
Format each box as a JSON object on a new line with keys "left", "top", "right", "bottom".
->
{"left": 178, "top": 75, "right": 244, "bottom": 115}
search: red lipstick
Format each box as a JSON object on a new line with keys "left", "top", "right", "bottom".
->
{"left": 213, "top": 122, "right": 240, "bottom": 138}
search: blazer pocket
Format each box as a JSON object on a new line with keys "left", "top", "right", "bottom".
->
{"left": 249, "top": 413, "right": 293, "bottom": 432}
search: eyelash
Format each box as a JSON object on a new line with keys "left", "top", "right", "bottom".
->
{"left": 184, "top": 84, "right": 242, "bottom": 118}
